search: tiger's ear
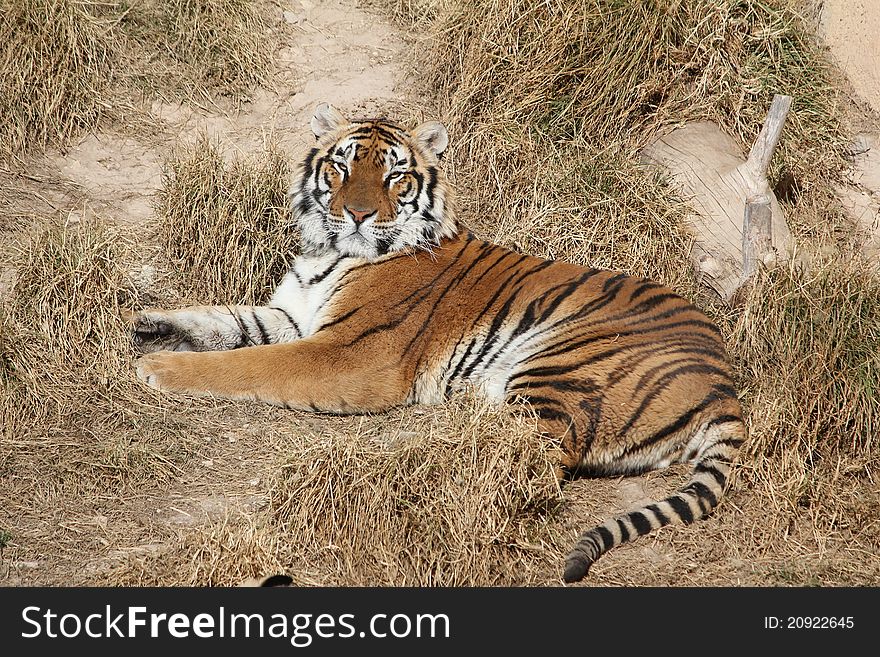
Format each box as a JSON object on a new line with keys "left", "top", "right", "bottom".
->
{"left": 413, "top": 121, "right": 449, "bottom": 157}
{"left": 311, "top": 103, "right": 349, "bottom": 138}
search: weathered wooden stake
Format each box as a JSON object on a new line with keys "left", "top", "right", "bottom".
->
{"left": 640, "top": 93, "right": 796, "bottom": 303}
{"left": 742, "top": 194, "right": 773, "bottom": 280}
{"left": 738, "top": 95, "right": 791, "bottom": 291}
{"left": 746, "top": 95, "right": 793, "bottom": 179}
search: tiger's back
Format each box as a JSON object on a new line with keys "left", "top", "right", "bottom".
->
{"left": 132, "top": 103, "right": 746, "bottom": 582}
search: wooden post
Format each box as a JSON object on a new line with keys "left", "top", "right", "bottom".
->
{"left": 742, "top": 194, "right": 773, "bottom": 280}
{"left": 746, "top": 94, "right": 792, "bottom": 178}
{"left": 640, "top": 93, "right": 796, "bottom": 303}
{"left": 737, "top": 94, "right": 792, "bottom": 298}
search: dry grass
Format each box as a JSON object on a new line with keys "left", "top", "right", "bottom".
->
{"left": 155, "top": 135, "right": 295, "bottom": 305}
{"left": 0, "top": 0, "right": 116, "bottom": 158}
{"left": 269, "top": 396, "right": 563, "bottom": 586}
{"left": 412, "top": 0, "right": 847, "bottom": 179}
{"left": 731, "top": 253, "right": 880, "bottom": 483}
{"left": 104, "top": 513, "right": 300, "bottom": 587}
{"left": 0, "top": 214, "right": 187, "bottom": 494}
{"left": 456, "top": 136, "right": 700, "bottom": 296}
{"left": 0, "top": 0, "right": 275, "bottom": 161}
{"left": 118, "top": 0, "right": 274, "bottom": 104}
{"left": 102, "top": 395, "right": 565, "bottom": 586}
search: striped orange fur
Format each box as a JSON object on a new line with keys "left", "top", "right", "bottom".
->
{"left": 132, "top": 103, "right": 746, "bottom": 582}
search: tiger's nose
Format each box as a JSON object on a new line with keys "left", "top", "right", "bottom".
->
{"left": 345, "top": 206, "right": 376, "bottom": 225}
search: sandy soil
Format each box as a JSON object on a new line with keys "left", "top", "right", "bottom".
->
{"left": 819, "top": 1, "right": 880, "bottom": 256}
{"left": 820, "top": 0, "right": 880, "bottom": 117}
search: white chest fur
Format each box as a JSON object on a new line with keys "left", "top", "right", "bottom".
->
{"left": 268, "top": 253, "right": 359, "bottom": 337}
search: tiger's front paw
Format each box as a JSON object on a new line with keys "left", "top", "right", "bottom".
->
{"left": 135, "top": 352, "right": 180, "bottom": 392}
{"left": 126, "top": 309, "right": 192, "bottom": 354}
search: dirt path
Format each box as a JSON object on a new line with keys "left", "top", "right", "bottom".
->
{"left": 48, "top": 0, "right": 406, "bottom": 226}
{"left": 1, "top": 0, "right": 410, "bottom": 586}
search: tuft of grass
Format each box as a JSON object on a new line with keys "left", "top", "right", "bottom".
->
{"left": 269, "top": 395, "right": 564, "bottom": 586}
{"left": 118, "top": 0, "right": 274, "bottom": 103}
{"left": 732, "top": 253, "right": 880, "bottom": 463}
{"left": 0, "top": 0, "right": 275, "bottom": 160}
{"left": 103, "top": 514, "right": 307, "bottom": 586}
{"left": 460, "top": 134, "right": 699, "bottom": 294}
{"left": 0, "top": 0, "right": 116, "bottom": 158}
{"left": 419, "top": 0, "right": 846, "bottom": 183}
{"left": 0, "top": 215, "right": 190, "bottom": 495}
{"left": 155, "top": 136, "right": 296, "bottom": 305}
{"left": 0, "top": 528, "right": 11, "bottom": 550}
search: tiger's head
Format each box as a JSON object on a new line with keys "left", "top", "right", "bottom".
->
{"left": 289, "top": 103, "right": 458, "bottom": 260}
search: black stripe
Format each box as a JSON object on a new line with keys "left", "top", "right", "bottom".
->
{"left": 705, "top": 414, "right": 743, "bottom": 428}
{"left": 606, "top": 343, "right": 727, "bottom": 386}
{"left": 348, "top": 124, "right": 404, "bottom": 142}
{"left": 534, "top": 317, "right": 723, "bottom": 362}
{"left": 630, "top": 358, "right": 726, "bottom": 395}
{"left": 269, "top": 306, "right": 302, "bottom": 338}
{"left": 424, "top": 166, "right": 437, "bottom": 207}
{"left": 645, "top": 503, "right": 669, "bottom": 526}
{"left": 619, "top": 384, "right": 736, "bottom": 457}
{"left": 316, "top": 307, "right": 360, "bottom": 332}
{"left": 445, "top": 337, "right": 479, "bottom": 394}
{"left": 617, "top": 364, "right": 733, "bottom": 437}
{"left": 683, "top": 480, "right": 718, "bottom": 508}
{"left": 392, "top": 241, "right": 482, "bottom": 311}
{"left": 252, "top": 311, "right": 270, "bottom": 344}
{"left": 602, "top": 272, "right": 629, "bottom": 292}
{"left": 694, "top": 462, "right": 727, "bottom": 488}
{"left": 629, "top": 511, "right": 653, "bottom": 535}
{"left": 628, "top": 279, "right": 660, "bottom": 302}
{"left": 233, "top": 311, "right": 255, "bottom": 346}
{"left": 455, "top": 260, "right": 556, "bottom": 381}
{"left": 616, "top": 518, "right": 631, "bottom": 543}
{"left": 536, "top": 269, "right": 602, "bottom": 325}
{"left": 308, "top": 257, "right": 341, "bottom": 285}
{"left": 510, "top": 377, "right": 600, "bottom": 395}
{"left": 667, "top": 495, "right": 694, "bottom": 524}
{"left": 401, "top": 243, "right": 496, "bottom": 358}
{"left": 595, "top": 525, "right": 615, "bottom": 551}
{"left": 508, "top": 362, "right": 586, "bottom": 385}
{"left": 471, "top": 251, "right": 528, "bottom": 287}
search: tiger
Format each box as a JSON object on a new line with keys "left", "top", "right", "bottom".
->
{"left": 131, "top": 102, "right": 746, "bottom": 583}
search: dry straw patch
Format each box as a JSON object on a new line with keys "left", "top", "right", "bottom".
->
{"left": 105, "top": 395, "right": 565, "bottom": 586}
{"left": 0, "top": 0, "right": 275, "bottom": 161}
{"left": 0, "top": 201, "right": 291, "bottom": 584}
{"left": 732, "top": 255, "right": 880, "bottom": 487}
{"left": 155, "top": 135, "right": 296, "bottom": 305}
{"left": 0, "top": 215, "right": 191, "bottom": 495}
{"left": 0, "top": 0, "right": 116, "bottom": 158}
{"left": 400, "top": 0, "right": 851, "bottom": 250}
{"left": 118, "top": 0, "right": 274, "bottom": 104}
{"left": 270, "top": 396, "right": 563, "bottom": 586}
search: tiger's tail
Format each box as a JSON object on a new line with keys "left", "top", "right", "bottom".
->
{"left": 562, "top": 416, "right": 746, "bottom": 583}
